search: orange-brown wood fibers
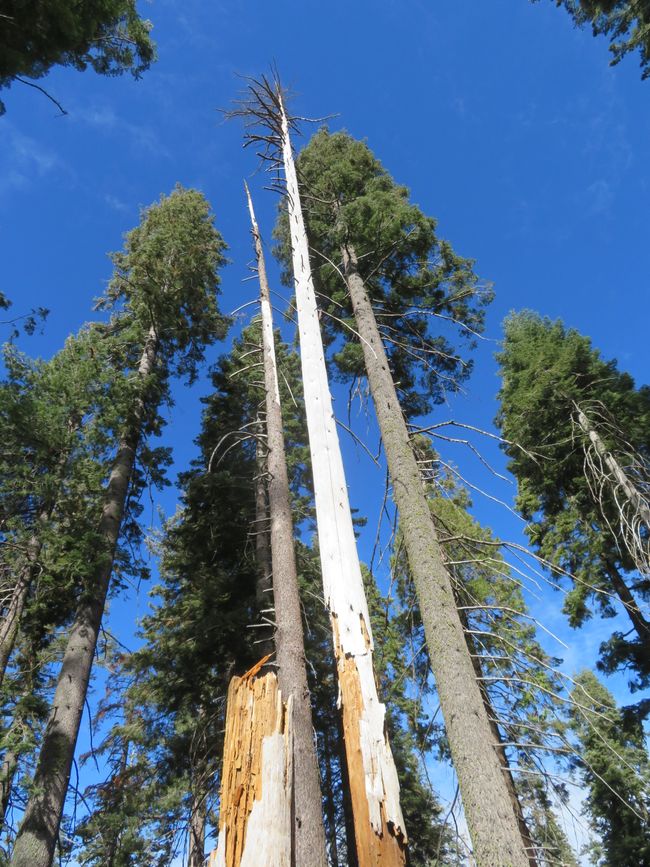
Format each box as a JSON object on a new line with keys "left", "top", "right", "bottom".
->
{"left": 215, "top": 671, "right": 288, "bottom": 867}
{"left": 335, "top": 622, "right": 407, "bottom": 867}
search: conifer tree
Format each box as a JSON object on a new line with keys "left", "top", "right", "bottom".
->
{"left": 495, "top": 311, "right": 650, "bottom": 696}
{"left": 0, "top": 326, "right": 115, "bottom": 688}
{"left": 568, "top": 670, "right": 650, "bottom": 865}
{"left": 274, "top": 125, "right": 528, "bottom": 865}
{"left": 11, "top": 186, "right": 228, "bottom": 867}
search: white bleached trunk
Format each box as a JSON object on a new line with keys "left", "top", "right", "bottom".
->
{"left": 277, "top": 93, "right": 407, "bottom": 866}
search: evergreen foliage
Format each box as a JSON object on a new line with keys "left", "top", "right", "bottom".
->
{"left": 539, "top": 1, "right": 650, "bottom": 79}
{"left": 0, "top": 0, "right": 155, "bottom": 113}
{"left": 496, "top": 311, "right": 650, "bottom": 694}
{"left": 274, "top": 128, "right": 490, "bottom": 419}
{"left": 569, "top": 670, "right": 650, "bottom": 865}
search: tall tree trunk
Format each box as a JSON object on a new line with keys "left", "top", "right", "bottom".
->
{"left": 340, "top": 243, "right": 529, "bottom": 867}
{"left": 458, "top": 607, "right": 539, "bottom": 867}
{"left": 188, "top": 791, "right": 206, "bottom": 867}
{"left": 11, "top": 325, "right": 157, "bottom": 867}
{"left": 0, "top": 744, "right": 18, "bottom": 828}
{"left": 0, "top": 509, "right": 50, "bottom": 688}
{"left": 277, "top": 96, "right": 407, "bottom": 867}
{"left": 0, "top": 562, "right": 31, "bottom": 689}
{"left": 246, "top": 184, "right": 328, "bottom": 867}
{"left": 254, "top": 421, "right": 274, "bottom": 659}
{"left": 606, "top": 560, "right": 650, "bottom": 645}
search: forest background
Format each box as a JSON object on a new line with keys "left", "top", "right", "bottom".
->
{"left": 1, "top": 0, "right": 649, "bottom": 863}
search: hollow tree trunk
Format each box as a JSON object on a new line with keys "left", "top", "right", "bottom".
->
{"left": 246, "top": 184, "right": 328, "bottom": 867}
{"left": 11, "top": 326, "right": 158, "bottom": 867}
{"left": 212, "top": 671, "right": 293, "bottom": 867}
{"left": 341, "top": 243, "right": 529, "bottom": 867}
{"left": 278, "top": 95, "right": 407, "bottom": 867}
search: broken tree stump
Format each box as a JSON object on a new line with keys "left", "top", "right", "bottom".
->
{"left": 210, "top": 670, "right": 293, "bottom": 867}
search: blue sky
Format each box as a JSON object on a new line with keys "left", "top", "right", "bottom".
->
{"left": 2, "top": 0, "right": 649, "bottom": 861}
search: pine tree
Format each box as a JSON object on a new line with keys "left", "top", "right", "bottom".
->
{"left": 495, "top": 311, "right": 650, "bottom": 696}
{"left": 11, "top": 186, "right": 228, "bottom": 867}
{"left": 274, "top": 124, "right": 528, "bottom": 865}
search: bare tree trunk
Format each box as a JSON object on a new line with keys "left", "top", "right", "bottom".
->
{"left": 606, "top": 561, "right": 650, "bottom": 645}
{"left": 340, "top": 243, "right": 529, "bottom": 867}
{"left": 0, "top": 564, "right": 31, "bottom": 689}
{"left": 458, "top": 608, "right": 538, "bottom": 867}
{"left": 11, "top": 326, "right": 158, "bottom": 867}
{"left": 0, "top": 516, "right": 47, "bottom": 689}
{"left": 0, "top": 744, "right": 18, "bottom": 828}
{"left": 245, "top": 184, "right": 328, "bottom": 867}
{"left": 189, "top": 791, "right": 206, "bottom": 867}
{"left": 278, "top": 97, "right": 407, "bottom": 867}
{"left": 211, "top": 671, "right": 293, "bottom": 867}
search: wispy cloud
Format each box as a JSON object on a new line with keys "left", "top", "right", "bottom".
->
{"left": 79, "top": 104, "right": 170, "bottom": 157}
{"left": 0, "top": 122, "right": 64, "bottom": 197}
{"left": 104, "top": 193, "right": 129, "bottom": 213}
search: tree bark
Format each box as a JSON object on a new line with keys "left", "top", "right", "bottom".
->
{"left": 188, "top": 790, "right": 206, "bottom": 867}
{"left": 277, "top": 97, "right": 407, "bottom": 867}
{"left": 254, "top": 423, "right": 275, "bottom": 659}
{"left": 0, "top": 563, "right": 31, "bottom": 689}
{"left": 0, "top": 744, "right": 18, "bottom": 828}
{"left": 0, "top": 516, "right": 48, "bottom": 689}
{"left": 458, "top": 608, "right": 538, "bottom": 867}
{"left": 606, "top": 560, "right": 650, "bottom": 646}
{"left": 0, "top": 418, "right": 78, "bottom": 689}
{"left": 212, "top": 671, "right": 293, "bottom": 867}
{"left": 11, "top": 325, "right": 157, "bottom": 867}
{"left": 341, "top": 242, "right": 529, "bottom": 867}
{"left": 246, "top": 184, "right": 328, "bottom": 867}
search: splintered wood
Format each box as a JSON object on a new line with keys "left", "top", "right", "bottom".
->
{"left": 211, "top": 672, "right": 293, "bottom": 867}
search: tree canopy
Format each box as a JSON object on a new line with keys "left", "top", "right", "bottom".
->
{"left": 0, "top": 0, "right": 155, "bottom": 113}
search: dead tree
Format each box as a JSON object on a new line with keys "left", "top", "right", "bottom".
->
{"left": 211, "top": 670, "right": 294, "bottom": 867}
{"left": 244, "top": 183, "right": 328, "bottom": 867}
{"left": 230, "top": 76, "right": 408, "bottom": 866}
